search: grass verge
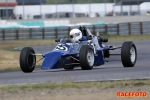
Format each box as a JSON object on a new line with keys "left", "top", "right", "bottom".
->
{"left": 101, "top": 34, "right": 150, "bottom": 41}
{"left": 0, "top": 39, "right": 56, "bottom": 71}
{"left": 0, "top": 79, "right": 150, "bottom": 91}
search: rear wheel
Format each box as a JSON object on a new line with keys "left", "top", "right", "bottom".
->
{"left": 79, "top": 45, "right": 95, "bottom": 70}
{"left": 121, "top": 41, "right": 137, "bottom": 67}
{"left": 20, "top": 47, "right": 36, "bottom": 73}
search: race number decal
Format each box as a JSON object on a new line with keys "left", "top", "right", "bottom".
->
{"left": 55, "top": 44, "right": 68, "bottom": 51}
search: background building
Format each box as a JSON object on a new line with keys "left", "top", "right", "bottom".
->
{"left": 0, "top": 0, "right": 150, "bottom": 20}
{"left": 0, "top": 0, "right": 18, "bottom": 19}
{"left": 114, "top": 0, "right": 149, "bottom": 15}
{"left": 14, "top": 3, "right": 114, "bottom": 19}
{"left": 16, "top": 0, "right": 46, "bottom": 5}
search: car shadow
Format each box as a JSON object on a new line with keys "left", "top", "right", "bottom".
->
{"left": 33, "top": 66, "right": 123, "bottom": 73}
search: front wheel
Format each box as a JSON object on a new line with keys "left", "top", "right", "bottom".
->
{"left": 121, "top": 41, "right": 137, "bottom": 67}
{"left": 79, "top": 45, "right": 95, "bottom": 70}
{"left": 20, "top": 47, "right": 36, "bottom": 73}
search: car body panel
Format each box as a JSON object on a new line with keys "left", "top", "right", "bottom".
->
{"left": 94, "top": 51, "right": 105, "bottom": 66}
{"left": 42, "top": 51, "right": 65, "bottom": 69}
{"left": 42, "top": 39, "right": 79, "bottom": 69}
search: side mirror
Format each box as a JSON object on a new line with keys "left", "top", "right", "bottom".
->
{"left": 55, "top": 39, "right": 60, "bottom": 42}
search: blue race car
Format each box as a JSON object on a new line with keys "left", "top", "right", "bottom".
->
{"left": 19, "top": 26, "right": 137, "bottom": 73}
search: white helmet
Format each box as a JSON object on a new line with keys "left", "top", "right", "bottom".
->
{"left": 69, "top": 29, "right": 82, "bottom": 41}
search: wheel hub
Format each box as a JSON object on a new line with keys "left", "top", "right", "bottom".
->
{"left": 130, "top": 46, "right": 136, "bottom": 63}
{"left": 87, "top": 49, "right": 94, "bottom": 66}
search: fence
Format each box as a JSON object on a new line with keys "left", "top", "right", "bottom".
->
{"left": 0, "top": 21, "right": 150, "bottom": 40}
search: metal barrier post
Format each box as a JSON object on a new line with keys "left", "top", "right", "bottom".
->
{"left": 2, "top": 30, "right": 5, "bottom": 40}
{"left": 128, "top": 23, "right": 131, "bottom": 35}
{"left": 105, "top": 24, "right": 108, "bottom": 34}
{"left": 29, "top": 28, "right": 32, "bottom": 39}
{"left": 140, "top": 22, "right": 143, "bottom": 35}
{"left": 55, "top": 28, "right": 58, "bottom": 38}
{"left": 117, "top": 24, "right": 120, "bottom": 35}
{"left": 42, "top": 28, "right": 45, "bottom": 39}
{"left": 16, "top": 30, "right": 19, "bottom": 40}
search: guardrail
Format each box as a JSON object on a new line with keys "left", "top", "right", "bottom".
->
{"left": 0, "top": 21, "right": 150, "bottom": 40}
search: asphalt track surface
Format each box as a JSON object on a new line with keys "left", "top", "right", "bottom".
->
{"left": 0, "top": 40, "right": 150, "bottom": 85}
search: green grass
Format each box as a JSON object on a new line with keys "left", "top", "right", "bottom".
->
{"left": 0, "top": 66, "right": 20, "bottom": 71}
{"left": 0, "top": 79, "right": 150, "bottom": 91}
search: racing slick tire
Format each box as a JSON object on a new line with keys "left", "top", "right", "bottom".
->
{"left": 79, "top": 45, "right": 95, "bottom": 70}
{"left": 121, "top": 41, "right": 137, "bottom": 67}
{"left": 61, "top": 56, "right": 74, "bottom": 70}
{"left": 20, "top": 47, "right": 36, "bottom": 73}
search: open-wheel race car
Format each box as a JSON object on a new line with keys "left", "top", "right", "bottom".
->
{"left": 19, "top": 26, "right": 137, "bottom": 73}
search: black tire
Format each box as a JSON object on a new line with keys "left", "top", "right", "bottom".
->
{"left": 61, "top": 56, "right": 74, "bottom": 70}
{"left": 79, "top": 45, "right": 95, "bottom": 70}
{"left": 121, "top": 41, "right": 137, "bottom": 67}
{"left": 20, "top": 47, "right": 36, "bottom": 73}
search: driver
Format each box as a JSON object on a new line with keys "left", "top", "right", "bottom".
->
{"left": 69, "top": 29, "right": 82, "bottom": 42}
{"left": 69, "top": 28, "right": 102, "bottom": 51}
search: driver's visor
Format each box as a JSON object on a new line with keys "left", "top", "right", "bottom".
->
{"left": 70, "top": 33, "right": 80, "bottom": 38}
{"left": 70, "top": 35, "right": 73, "bottom": 38}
